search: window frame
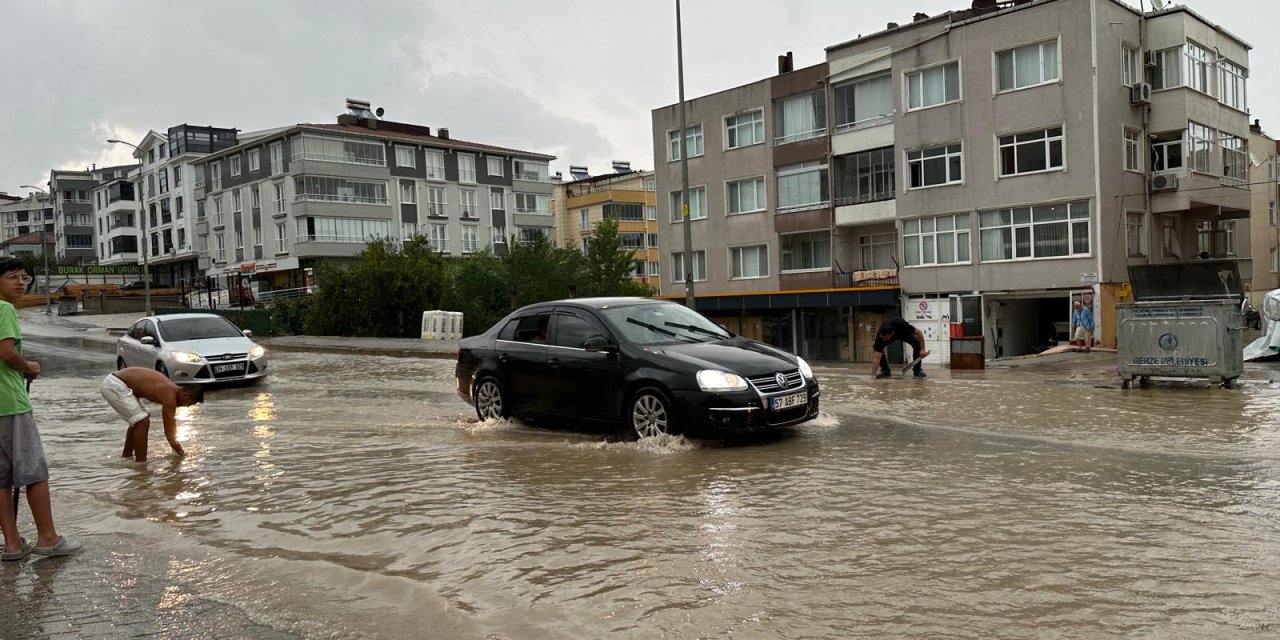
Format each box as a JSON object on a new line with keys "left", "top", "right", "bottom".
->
{"left": 230, "top": 155, "right": 242, "bottom": 177}
{"left": 725, "top": 176, "right": 767, "bottom": 215}
{"left": 779, "top": 230, "right": 832, "bottom": 273}
{"left": 1126, "top": 210, "right": 1147, "bottom": 257}
{"left": 669, "top": 186, "right": 707, "bottom": 223}
{"left": 487, "top": 156, "right": 504, "bottom": 177}
{"left": 395, "top": 145, "right": 416, "bottom": 168}
{"left": 667, "top": 124, "right": 705, "bottom": 161}
{"left": 902, "top": 213, "right": 972, "bottom": 267}
{"left": 248, "top": 149, "right": 261, "bottom": 172}
{"left": 775, "top": 161, "right": 830, "bottom": 212}
{"left": 671, "top": 249, "right": 708, "bottom": 282}
{"left": 994, "top": 37, "right": 1061, "bottom": 93}
{"left": 905, "top": 60, "right": 961, "bottom": 112}
{"left": 1218, "top": 59, "right": 1247, "bottom": 112}
{"left": 978, "top": 200, "right": 1091, "bottom": 263}
{"left": 832, "top": 72, "right": 894, "bottom": 131}
{"left": 1123, "top": 126, "right": 1143, "bottom": 173}
{"left": 1122, "top": 45, "right": 1139, "bottom": 87}
{"left": 723, "top": 108, "right": 765, "bottom": 150}
{"left": 996, "top": 125, "right": 1065, "bottom": 178}
{"left": 906, "top": 142, "right": 964, "bottom": 190}
{"left": 729, "top": 243, "right": 770, "bottom": 280}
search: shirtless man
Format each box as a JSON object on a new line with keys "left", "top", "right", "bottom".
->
{"left": 101, "top": 367, "right": 204, "bottom": 462}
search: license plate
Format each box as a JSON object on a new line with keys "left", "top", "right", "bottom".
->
{"left": 770, "top": 391, "right": 807, "bottom": 411}
{"left": 213, "top": 363, "right": 245, "bottom": 374}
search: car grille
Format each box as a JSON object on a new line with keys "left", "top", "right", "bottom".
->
{"left": 205, "top": 353, "right": 248, "bottom": 362}
{"left": 746, "top": 369, "right": 804, "bottom": 393}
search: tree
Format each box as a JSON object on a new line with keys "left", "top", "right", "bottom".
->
{"left": 303, "top": 236, "right": 447, "bottom": 337}
{"left": 581, "top": 219, "right": 655, "bottom": 298}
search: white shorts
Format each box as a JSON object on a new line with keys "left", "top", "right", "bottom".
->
{"left": 1074, "top": 325, "right": 1090, "bottom": 341}
{"left": 101, "top": 374, "right": 149, "bottom": 426}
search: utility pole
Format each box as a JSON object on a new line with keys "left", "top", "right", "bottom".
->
{"left": 20, "top": 185, "right": 53, "bottom": 314}
{"left": 676, "top": 0, "right": 694, "bottom": 309}
{"left": 107, "top": 139, "right": 151, "bottom": 315}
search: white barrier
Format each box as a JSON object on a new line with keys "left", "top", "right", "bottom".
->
{"left": 421, "top": 310, "right": 464, "bottom": 340}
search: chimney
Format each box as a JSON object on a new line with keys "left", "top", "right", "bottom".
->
{"left": 1251, "top": 119, "right": 1262, "bottom": 134}
{"left": 438, "top": 128, "right": 449, "bottom": 140}
{"left": 777, "top": 51, "right": 794, "bottom": 74}
{"left": 914, "top": 12, "right": 929, "bottom": 21}
{"left": 887, "top": 22, "right": 899, "bottom": 29}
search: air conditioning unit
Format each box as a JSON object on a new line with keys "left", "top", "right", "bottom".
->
{"left": 1145, "top": 50, "right": 1159, "bottom": 68}
{"left": 1150, "top": 173, "right": 1179, "bottom": 192}
{"left": 1130, "top": 82, "right": 1152, "bottom": 105}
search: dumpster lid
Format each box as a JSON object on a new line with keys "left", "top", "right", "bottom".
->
{"left": 1128, "top": 260, "right": 1244, "bottom": 301}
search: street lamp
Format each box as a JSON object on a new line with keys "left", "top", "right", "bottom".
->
{"left": 19, "top": 185, "right": 52, "bottom": 314}
{"left": 106, "top": 138, "right": 150, "bottom": 315}
{"left": 675, "top": 0, "right": 694, "bottom": 309}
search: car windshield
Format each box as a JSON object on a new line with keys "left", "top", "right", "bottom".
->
{"left": 599, "top": 302, "right": 731, "bottom": 345}
{"left": 158, "top": 316, "right": 244, "bottom": 342}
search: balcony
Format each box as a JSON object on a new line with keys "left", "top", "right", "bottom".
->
{"left": 835, "top": 197, "right": 896, "bottom": 227}
{"left": 774, "top": 128, "right": 826, "bottom": 146}
{"left": 834, "top": 269, "right": 898, "bottom": 288}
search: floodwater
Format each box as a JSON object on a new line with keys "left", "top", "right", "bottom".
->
{"left": 13, "top": 335, "right": 1280, "bottom": 638}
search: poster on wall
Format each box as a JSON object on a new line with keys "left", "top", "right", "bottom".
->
{"left": 1070, "top": 289, "right": 1098, "bottom": 348}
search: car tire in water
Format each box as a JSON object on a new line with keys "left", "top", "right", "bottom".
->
{"left": 474, "top": 376, "right": 509, "bottom": 421}
{"left": 628, "top": 388, "right": 676, "bottom": 439}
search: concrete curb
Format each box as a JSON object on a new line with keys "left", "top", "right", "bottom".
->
{"left": 262, "top": 341, "right": 458, "bottom": 360}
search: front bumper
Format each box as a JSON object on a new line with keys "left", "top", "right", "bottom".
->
{"left": 673, "top": 380, "right": 820, "bottom": 436}
{"left": 169, "top": 358, "right": 268, "bottom": 384}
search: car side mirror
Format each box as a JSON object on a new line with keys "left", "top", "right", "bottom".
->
{"left": 583, "top": 336, "right": 617, "bottom": 353}
{"left": 242, "top": 329, "right": 253, "bottom": 337}
{"left": 717, "top": 323, "right": 736, "bottom": 337}
{"left": 140, "top": 336, "right": 156, "bottom": 345}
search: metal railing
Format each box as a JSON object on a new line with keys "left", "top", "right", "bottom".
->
{"left": 773, "top": 128, "right": 826, "bottom": 146}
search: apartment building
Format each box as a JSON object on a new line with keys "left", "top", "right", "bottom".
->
{"left": 50, "top": 165, "right": 134, "bottom": 263}
{"left": 190, "top": 101, "right": 555, "bottom": 294}
{"left": 112, "top": 125, "right": 240, "bottom": 287}
{"left": 93, "top": 172, "right": 139, "bottom": 266}
{"left": 554, "top": 164, "right": 661, "bottom": 289}
{"left": 0, "top": 192, "right": 52, "bottom": 243}
{"left": 654, "top": 0, "right": 1255, "bottom": 363}
{"left": 652, "top": 56, "right": 900, "bottom": 361}
{"left": 1246, "top": 121, "right": 1279, "bottom": 309}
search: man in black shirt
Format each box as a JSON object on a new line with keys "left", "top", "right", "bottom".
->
{"left": 871, "top": 318, "right": 929, "bottom": 379}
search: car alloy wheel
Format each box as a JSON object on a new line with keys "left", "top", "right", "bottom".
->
{"left": 474, "top": 378, "right": 506, "bottom": 421}
{"left": 630, "top": 390, "right": 673, "bottom": 439}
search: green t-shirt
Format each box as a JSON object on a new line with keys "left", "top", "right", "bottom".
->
{"left": 0, "top": 301, "right": 31, "bottom": 416}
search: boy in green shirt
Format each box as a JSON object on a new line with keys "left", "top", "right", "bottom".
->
{"left": 0, "top": 258, "right": 80, "bottom": 560}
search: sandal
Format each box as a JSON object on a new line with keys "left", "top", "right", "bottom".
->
{"left": 1, "top": 539, "right": 32, "bottom": 561}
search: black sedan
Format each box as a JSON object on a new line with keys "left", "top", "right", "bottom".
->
{"left": 455, "top": 297, "right": 820, "bottom": 438}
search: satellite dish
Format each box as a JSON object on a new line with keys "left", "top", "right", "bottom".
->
{"left": 375, "top": 107, "right": 385, "bottom": 118}
{"left": 1150, "top": 0, "right": 1165, "bottom": 9}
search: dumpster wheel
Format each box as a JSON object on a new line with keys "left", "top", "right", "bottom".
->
{"left": 1222, "top": 378, "right": 1236, "bottom": 389}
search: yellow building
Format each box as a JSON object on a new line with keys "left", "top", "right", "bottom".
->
{"left": 554, "top": 166, "right": 660, "bottom": 290}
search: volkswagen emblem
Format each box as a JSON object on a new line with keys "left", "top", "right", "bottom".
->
{"left": 775, "top": 372, "right": 787, "bottom": 388}
{"left": 1158, "top": 332, "right": 1178, "bottom": 352}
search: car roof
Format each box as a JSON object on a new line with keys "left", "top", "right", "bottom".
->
{"left": 149, "top": 313, "right": 235, "bottom": 322}
{"left": 522, "top": 297, "right": 664, "bottom": 312}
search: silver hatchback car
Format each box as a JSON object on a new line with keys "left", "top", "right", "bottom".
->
{"left": 116, "top": 313, "right": 268, "bottom": 384}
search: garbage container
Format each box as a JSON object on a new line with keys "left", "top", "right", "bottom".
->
{"left": 949, "top": 336, "right": 985, "bottom": 369}
{"left": 1116, "top": 261, "right": 1246, "bottom": 388}
{"left": 56, "top": 297, "right": 78, "bottom": 316}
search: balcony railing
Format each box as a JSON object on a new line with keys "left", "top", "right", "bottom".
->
{"left": 832, "top": 114, "right": 893, "bottom": 134}
{"left": 515, "top": 206, "right": 550, "bottom": 215}
{"left": 460, "top": 205, "right": 479, "bottom": 219}
{"left": 426, "top": 203, "right": 447, "bottom": 217}
{"left": 834, "top": 192, "right": 894, "bottom": 207}
{"left": 425, "top": 166, "right": 445, "bottom": 180}
{"left": 773, "top": 127, "right": 826, "bottom": 146}
{"left": 777, "top": 199, "right": 831, "bottom": 214}
{"left": 515, "top": 171, "right": 546, "bottom": 182}
{"left": 458, "top": 169, "right": 477, "bottom": 183}
{"left": 834, "top": 269, "right": 898, "bottom": 288}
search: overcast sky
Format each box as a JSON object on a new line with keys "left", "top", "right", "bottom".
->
{"left": 3, "top": 0, "right": 1279, "bottom": 196}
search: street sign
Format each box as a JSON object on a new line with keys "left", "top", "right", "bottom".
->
{"left": 1080, "top": 272, "right": 1099, "bottom": 284}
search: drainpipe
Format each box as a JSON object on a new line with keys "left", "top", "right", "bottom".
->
{"left": 1089, "top": 0, "right": 1106, "bottom": 344}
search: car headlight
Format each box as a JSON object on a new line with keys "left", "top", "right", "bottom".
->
{"left": 796, "top": 356, "right": 814, "bottom": 380}
{"left": 250, "top": 345, "right": 266, "bottom": 359}
{"left": 171, "top": 351, "right": 202, "bottom": 364}
{"left": 696, "top": 369, "right": 748, "bottom": 392}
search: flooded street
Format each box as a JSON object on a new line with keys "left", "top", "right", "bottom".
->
{"left": 8, "top": 334, "right": 1280, "bottom": 638}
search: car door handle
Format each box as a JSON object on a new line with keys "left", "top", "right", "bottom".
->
{"left": 547, "top": 357, "right": 560, "bottom": 368}
{"left": 497, "top": 353, "right": 510, "bottom": 364}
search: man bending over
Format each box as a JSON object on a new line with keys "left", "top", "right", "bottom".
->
{"left": 102, "top": 367, "right": 203, "bottom": 462}
{"left": 870, "top": 318, "right": 930, "bottom": 379}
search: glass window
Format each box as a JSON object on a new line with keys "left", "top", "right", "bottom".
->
{"left": 996, "top": 39, "right": 1060, "bottom": 91}
{"left": 773, "top": 90, "right": 826, "bottom": 144}
{"left": 462, "top": 225, "right": 479, "bottom": 253}
{"left": 1123, "top": 128, "right": 1142, "bottom": 172}
{"left": 833, "top": 74, "right": 893, "bottom": 129}
{"left": 396, "top": 146, "right": 416, "bottom": 168}
{"left": 292, "top": 134, "right": 386, "bottom": 166}
{"left": 1187, "top": 121, "right": 1214, "bottom": 174}
{"left": 776, "top": 162, "right": 829, "bottom": 211}
{"left": 425, "top": 150, "right": 445, "bottom": 179}
{"left": 552, "top": 313, "right": 602, "bottom": 349}
{"left": 400, "top": 181, "right": 416, "bottom": 204}
{"left": 725, "top": 109, "right": 764, "bottom": 149}
{"left": 293, "top": 176, "right": 389, "bottom": 205}
{"left": 667, "top": 125, "right": 704, "bottom": 161}
{"left": 489, "top": 188, "right": 505, "bottom": 211}
{"left": 487, "top": 156, "right": 504, "bottom": 177}
{"left": 859, "top": 233, "right": 896, "bottom": 270}
{"left": 458, "top": 155, "right": 476, "bottom": 183}
{"left": 907, "top": 61, "right": 960, "bottom": 110}
{"left": 1122, "top": 46, "right": 1139, "bottom": 87}
{"left": 1152, "top": 133, "right": 1183, "bottom": 172}
{"left": 730, "top": 245, "right": 769, "bottom": 279}
{"left": 426, "top": 187, "right": 446, "bottom": 217}
{"left": 270, "top": 142, "right": 283, "bottom": 174}
{"left": 780, "top": 231, "right": 831, "bottom": 272}
{"left": 834, "top": 147, "right": 895, "bottom": 205}
{"left": 1150, "top": 46, "right": 1182, "bottom": 90}
{"left": 1184, "top": 41, "right": 1212, "bottom": 95}
{"left": 1220, "top": 133, "right": 1247, "bottom": 183}
{"left": 460, "top": 190, "right": 477, "bottom": 218}
{"left": 669, "top": 187, "right": 707, "bottom": 222}
{"left": 979, "top": 200, "right": 1089, "bottom": 261}
{"left": 904, "top": 213, "right": 971, "bottom": 266}
{"left": 230, "top": 155, "right": 241, "bottom": 176}
{"left": 1219, "top": 60, "right": 1247, "bottom": 111}
{"left": 671, "top": 250, "right": 706, "bottom": 282}
{"left": 998, "top": 126, "right": 1064, "bottom": 176}
{"left": 907, "top": 143, "right": 963, "bottom": 188}
{"left": 1126, "top": 211, "right": 1146, "bottom": 257}
{"left": 248, "top": 149, "right": 260, "bottom": 172}
{"left": 726, "top": 177, "right": 765, "bottom": 214}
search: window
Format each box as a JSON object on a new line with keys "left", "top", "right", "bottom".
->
{"left": 1184, "top": 41, "right": 1212, "bottom": 95}
{"left": 907, "top": 143, "right": 963, "bottom": 188}
{"left": 1220, "top": 133, "right": 1247, "bottom": 183}
{"left": 460, "top": 190, "right": 478, "bottom": 218}
{"left": 396, "top": 146, "right": 416, "bottom": 168}
{"left": 458, "top": 155, "right": 476, "bottom": 183}
{"left": 730, "top": 245, "right": 769, "bottom": 279}
{"left": 1270, "top": 201, "right": 1277, "bottom": 226}
{"left": 1271, "top": 247, "right": 1277, "bottom": 273}
{"left": 780, "top": 231, "right": 830, "bottom": 272}
{"left": 671, "top": 250, "right": 707, "bottom": 282}
{"left": 1197, "top": 220, "right": 1236, "bottom": 256}
{"left": 1124, "top": 128, "right": 1142, "bottom": 172}
{"left": 859, "top": 233, "right": 896, "bottom": 270}
{"left": 907, "top": 61, "right": 960, "bottom": 110}
{"left": 646, "top": 206, "right": 657, "bottom": 220}
{"left": 1122, "top": 46, "right": 1139, "bottom": 87}
{"left": 427, "top": 187, "right": 446, "bottom": 217}
{"left": 235, "top": 230, "right": 244, "bottom": 250}
{"left": 197, "top": 200, "right": 206, "bottom": 221}
{"left": 834, "top": 147, "right": 895, "bottom": 205}
{"left": 996, "top": 39, "right": 1059, "bottom": 92}
{"left": 489, "top": 188, "right": 505, "bottom": 211}
{"left": 299, "top": 217, "right": 391, "bottom": 243}
{"left": 644, "top": 176, "right": 656, "bottom": 191}
{"left": 1126, "top": 211, "right": 1146, "bottom": 257}
{"left": 620, "top": 232, "right": 645, "bottom": 250}
{"left": 270, "top": 142, "right": 283, "bottom": 174}
{"left": 400, "top": 181, "right": 416, "bottom": 204}
{"left": 667, "top": 124, "right": 704, "bottom": 161}
{"left": 1150, "top": 47, "right": 1182, "bottom": 90}
{"left": 211, "top": 163, "right": 222, "bottom": 191}
{"left": 1187, "top": 121, "right": 1214, "bottom": 174}
{"left": 232, "top": 189, "right": 242, "bottom": 213}
{"left": 776, "top": 161, "right": 829, "bottom": 211}
{"left": 1161, "top": 216, "right": 1180, "bottom": 258}
{"left": 487, "top": 156, "right": 504, "bottom": 177}
{"left": 462, "top": 225, "right": 479, "bottom": 253}
{"left": 276, "top": 223, "right": 287, "bottom": 251}
{"left": 603, "top": 203, "right": 644, "bottom": 221}
{"left": 669, "top": 187, "right": 707, "bottom": 222}
{"left": 402, "top": 222, "right": 418, "bottom": 240}
{"left": 515, "top": 193, "right": 549, "bottom": 214}
{"left": 176, "top": 196, "right": 184, "bottom": 217}
{"left": 1219, "top": 60, "right": 1247, "bottom": 111}
{"left": 1152, "top": 132, "right": 1183, "bottom": 172}
{"left": 293, "top": 176, "right": 389, "bottom": 205}
{"left": 230, "top": 155, "right": 241, "bottom": 177}
{"left": 178, "top": 228, "right": 187, "bottom": 249}
{"left": 273, "top": 183, "right": 285, "bottom": 214}
{"left": 979, "top": 200, "right": 1090, "bottom": 261}
{"left": 517, "top": 227, "right": 548, "bottom": 244}
{"left": 290, "top": 134, "right": 386, "bottom": 166}
{"left": 648, "top": 233, "right": 658, "bottom": 248}
{"left": 250, "top": 187, "right": 260, "bottom": 210}
{"left": 425, "top": 150, "right": 445, "bottom": 180}
{"left": 248, "top": 149, "right": 260, "bottom": 172}
{"left": 774, "top": 90, "right": 826, "bottom": 144}
{"left": 725, "top": 109, "right": 764, "bottom": 149}
{"left": 214, "top": 234, "right": 225, "bottom": 262}
{"left": 253, "top": 226, "right": 262, "bottom": 248}
{"left": 833, "top": 74, "right": 893, "bottom": 130}
{"left": 492, "top": 226, "right": 507, "bottom": 245}
{"left": 429, "top": 223, "right": 448, "bottom": 251}
{"left": 158, "top": 169, "right": 169, "bottom": 194}
{"left": 998, "top": 126, "right": 1063, "bottom": 177}
{"left": 904, "top": 213, "right": 971, "bottom": 266}
{"left": 213, "top": 197, "right": 224, "bottom": 227}
{"left": 173, "top": 166, "right": 182, "bottom": 187}
{"left": 726, "top": 177, "right": 765, "bottom": 214}
{"left": 580, "top": 209, "right": 590, "bottom": 229}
